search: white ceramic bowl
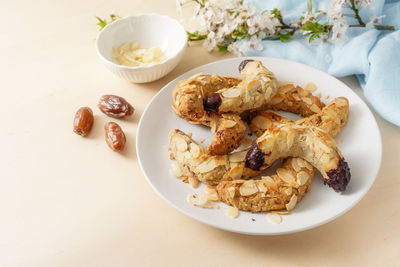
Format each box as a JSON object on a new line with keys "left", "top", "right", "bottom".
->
{"left": 96, "top": 14, "right": 187, "bottom": 83}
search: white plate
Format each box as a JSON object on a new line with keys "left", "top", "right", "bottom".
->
{"left": 136, "top": 57, "right": 382, "bottom": 235}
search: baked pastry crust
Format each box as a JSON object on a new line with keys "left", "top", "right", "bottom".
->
{"left": 250, "top": 97, "right": 349, "bottom": 137}
{"left": 169, "top": 97, "right": 349, "bottom": 188}
{"left": 168, "top": 129, "right": 259, "bottom": 186}
{"left": 204, "top": 60, "right": 278, "bottom": 114}
{"left": 171, "top": 64, "right": 325, "bottom": 156}
{"left": 216, "top": 158, "right": 313, "bottom": 212}
{"left": 263, "top": 82, "right": 325, "bottom": 117}
{"left": 172, "top": 73, "right": 246, "bottom": 155}
{"left": 214, "top": 98, "right": 350, "bottom": 211}
{"left": 245, "top": 123, "right": 350, "bottom": 192}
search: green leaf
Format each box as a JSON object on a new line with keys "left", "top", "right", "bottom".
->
{"left": 96, "top": 16, "right": 108, "bottom": 31}
{"left": 217, "top": 44, "right": 228, "bottom": 51}
{"left": 232, "top": 31, "right": 248, "bottom": 39}
{"left": 271, "top": 8, "right": 280, "bottom": 18}
{"left": 301, "top": 21, "right": 324, "bottom": 33}
{"left": 187, "top": 30, "right": 208, "bottom": 41}
{"left": 279, "top": 33, "right": 292, "bottom": 42}
{"left": 96, "top": 15, "right": 119, "bottom": 31}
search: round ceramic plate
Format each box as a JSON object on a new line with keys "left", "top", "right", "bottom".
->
{"left": 136, "top": 57, "right": 382, "bottom": 235}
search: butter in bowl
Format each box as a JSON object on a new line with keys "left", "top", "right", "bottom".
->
{"left": 96, "top": 14, "right": 187, "bottom": 83}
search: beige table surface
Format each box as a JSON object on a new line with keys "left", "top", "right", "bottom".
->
{"left": 1, "top": 0, "right": 399, "bottom": 266}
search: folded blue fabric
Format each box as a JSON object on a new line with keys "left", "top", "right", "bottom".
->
{"left": 241, "top": 0, "right": 400, "bottom": 126}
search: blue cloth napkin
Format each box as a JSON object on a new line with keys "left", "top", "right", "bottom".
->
{"left": 241, "top": 0, "right": 400, "bottom": 126}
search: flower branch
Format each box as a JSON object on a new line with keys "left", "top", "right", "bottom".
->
{"left": 177, "top": 0, "right": 395, "bottom": 54}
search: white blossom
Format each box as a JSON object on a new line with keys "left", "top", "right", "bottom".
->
{"left": 180, "top": 0, "right": 390, "bottom": 53}
{"left": 227, "top": 42, "right": 243, "bottom": 56}
{"left": 247, "top": 13, "right": 280, "bottom": 35}
{"left": 247, "top": 35, "right": 263, "bottom": 51}
{"left": 326, "top": 0, "right": 348, "bottom": 43}
{"left": 366, "top": 15, "right": 385, "bottom": 29}
{"left": 203, "top": 31, "right": 217, "bottom": 51}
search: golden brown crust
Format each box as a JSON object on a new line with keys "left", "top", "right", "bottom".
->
{"left": 296, "top": 97, "right": 349, "bottom": 137}
{"left": 168, "top": 98, "right": 349, "bottom": 187}
{"left": 168, "top": 129, "right": 259, "bottom": 186}
{"left": 216, "top": 158, "right": 313, "bottom": 212}
{"left": 250, "top": 97, "right": 349, "bottom": 138}
{"left": 246, "top": 122, "right": 351, "bottom": 192}
{"left": 264, "top": 83, "right": 325, "bottom": 117}
{"left": 172, "top": 73, "right": 245, "bottom": 155}
{"left": 208, "top": 60, "right": 278, "bottom": 114}
{"left": 216, "top": 98, "right": 350, "bottom": 211}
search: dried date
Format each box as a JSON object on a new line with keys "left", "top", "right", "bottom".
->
{"left": 104, "top": 122, "right": 126, "bottom": 152}
{"left": 98, "top": 95, "right": 134, "bottom": 118}
{"left": 73, "top": 107, "right": 94, "bottom": 137}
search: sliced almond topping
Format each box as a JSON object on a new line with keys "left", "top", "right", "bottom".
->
{"left": 286, "top": 129, "right": 295, "bottom": 147}
{"left": 335, "top": 97, "right": 348, "bottom": 106}
{"left": 221, "top": 119, "right": 237, "bottom": 129}
{"left": 296, "top": 86, "right": 309, "bottom": 96}
{"left": 316, "top": 92, "right": 322, "bottom": 98}
{"left": 291, "top": 158, "right": 301, "bottom": 172}
{"left": 296, "top": 158, "right": 305, "bottom": 168}
{"left": 285, "top": 194, "right": 298, "bottom": 211}
{"left": 246, "top": 79, "right": 261, "bottom": 91}
{"left": 188, "top": 177, "right": 200, "bottom": 188}
{"left": 297, "top": 171, "right": 309, "bottom": 186}
{"left": 304, "top": 82, "right": 317, "bottom": 91}
{"left": 214, "top": 156, "right": 227, "bottom": 166}
{"left": 285, "top": 187, "right": 292, "bottom": 195}
{"left": 266, "top": 213, "right": 282, "bottom": 224}
{"left": 228, "top": 186, "right": 236, "bottom": 199}
{"left": 196, "top": 159, "right": 217, "bottom": 173}
{"left": 187, "top": 194, "right": 219, "bottom": 209}
{"left": 206, "top": 191, "right": 219, "bottom": 201}
{"left": 270, "top": 95, "right": 284, "bottom": 104}
{"left": 229, "top": 150, "right": 248, "bottom": 163}
{"left": 187, "top": 193, "right": 207, "bottom": 206}
{"left": 205, "top": 185, "right": 216, "bottom": 191}
{"left": 251, "top": 115, "right": 272, "bottom": 130}
{"left": 325, "top": 108, "right": 341, "bottom": 125}
{"left": 169, "top": 163, "right": 183, "bottom": 178}
{"left": 278, "top": 81, "right": 294, "bottom": 86}
{"left": 239, "top": 180, "right": 259, "bottom": 196}
{"left": 278, "top": 84, "right": 295, "bottom": 94}
{"left": 175, "top": 136, "right": 188, "bottom": 152}
{"left": 189, "top": 143, "right": 201, "bottom": 158}
{"left": 226, "top": 166, "right": 244, "bottom": 180}
{"left": 226, "top": 207, "right": 239, "bottom": 218}
{"left": 303, "top": 160, "right": 313, "bottom": 170}
{"left": 262, "top": 176, "right": 278, "bottom": 191}
{"left": 270, "top": 210, "right": 291, "bottom": 215}
{"left": 257, "top": 181, "right": 268, "bottom": 193}
{"left": 302, "top": 97, "right": 312, "bottom": 105}
{"left": 293, "top": 94, "right": 301, "bottom": 101}
{"left": 222, "top": 88, "right": 241, "bottom": 98}
{"left": 317, "top": 140, "right": 331, "bottom": 153}
{"left": 310, "top": 103, "right": 321, "bottom": 113}
{"left": 276, "top": 168, "right": 295, "bottom": 184}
